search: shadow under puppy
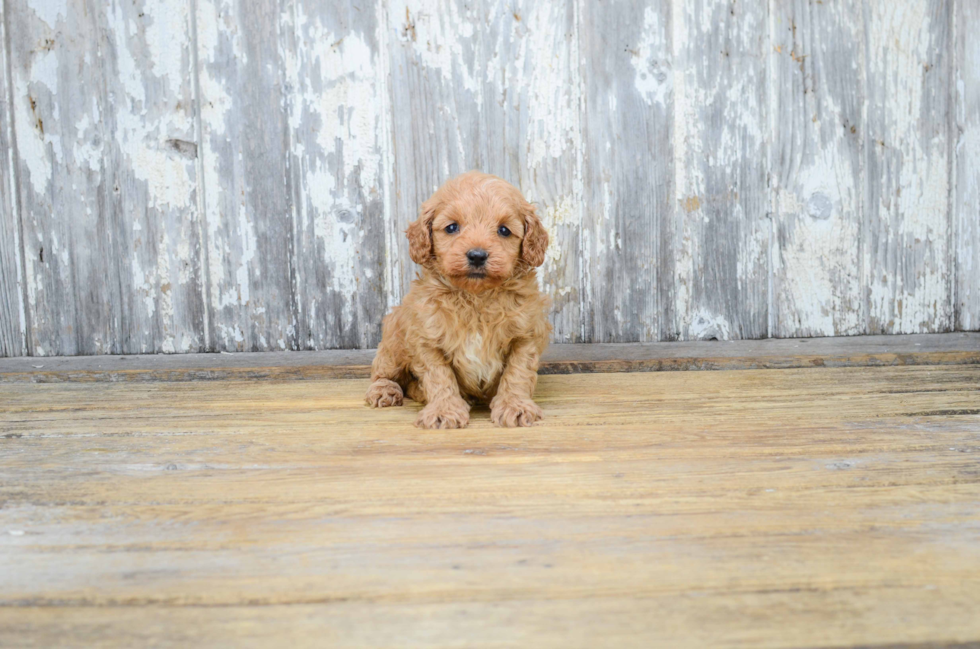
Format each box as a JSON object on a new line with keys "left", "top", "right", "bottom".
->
{"left": 366, "top": 171, "right": 551, "bottom": 429}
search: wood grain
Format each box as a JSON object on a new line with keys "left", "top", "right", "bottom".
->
{"left": 2, "top": 365, "right": 979, "bottom": 647}
{"left": 954, "top": 0, "right": 980, "bottom": 332}
{"left": 101, "top": 0, "right": 207, "bottom": 354}
{"left": 4, "top": 0, "right": 208, "bottom": 357}
{"left": 195, "top": 0, "right": 295, "bottom": 352}
{"left": 6, "top": 0, "right": 116, "bottom": 355}
{"left": 769, "top": 0, "right": 864, "bottom": 338}
{"left": 0, "top": 0, "right": 978, "bottom": 358}
{"left": 864, "top": 0, "right": 953, "bottom": 334}
{"left": 580, "top": 0, "right": 669, "bottom": 343}
{"left": 283, "top": 0, "right": 389, "bottom": 350}
{"left": 667, "top": 0, "right": 770, "bottom": 341}
{"left": 0, "top": 0, "right": 25, "bottom": 358}
{"left": 384, "top": 0, "right": 485, "bottom": 304}
{"left": 505, "top": 0, "right": 584, "bottom": 344}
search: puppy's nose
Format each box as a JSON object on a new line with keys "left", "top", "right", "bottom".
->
{"left": 466, "top": 249, "right": 489, "bottom": 267}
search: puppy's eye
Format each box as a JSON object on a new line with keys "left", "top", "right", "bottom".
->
{"left": 497, "top": 225, "right": 511, "bottom": 237}
{"left": 444, "top": 223, "right": 459, "bottom": 234}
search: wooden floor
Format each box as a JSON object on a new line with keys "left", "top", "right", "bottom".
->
{"left": 1, "top": 361, "right": 979, "bottom": 647}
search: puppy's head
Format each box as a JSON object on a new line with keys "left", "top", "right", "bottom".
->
{"left": 407, "top": 171, "right": 548, "bottom": 292}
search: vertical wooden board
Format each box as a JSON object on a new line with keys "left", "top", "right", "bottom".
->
{"left": 768, "top": 0, "right": 865, "bottom": 338}
{"left": 499, "top": 0, "right": 584, "bottom": 343}
{"left": 281, "top": 0, "right": 388, "bottom": 350}
{"left": 459, "top": 0, "right": 577, "bottom": 189}
{"left": 954, "top": 0, "right": 980, "bottom": 331}
{"left": 101, "top": 0, "right": 206, "bottom": 354}
{"left": 667, "top": 0, "right": 770, "bottom": 341}
{"left": 0, "top": 0, "right": 26, "bottom": 357}
{"left": 494, "top": 0, "right": 594, "bottom": 342}
{"left": 864, "top": 0, "right": 952, "bottom": 334}
{"left": 7, "top": 0, "right": 116, "bottom": 356}
{"left": 196, "top": 0, "right": 295, "bottom": 351}
{"left": 383, "top": 0, "right": 482, "bottom": 308}
{"left": 384, "top": 0, "right": 585, "bottom": 342}
{"left": 579, "top": 0, "right": 670, "bottom": 342}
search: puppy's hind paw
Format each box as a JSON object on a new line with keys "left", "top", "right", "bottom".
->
{"left": 490, "top": 397, "right": 543, "bottom": 427}
{"left": 366, "top": 379, "right": 404, "bottom": 408}
{"left": 415, "top": 399, "right": 470, "bottom": 429}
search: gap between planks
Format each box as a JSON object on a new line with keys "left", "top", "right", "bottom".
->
{"left": 0, "top": 333, "right": 976, "bottom": 383}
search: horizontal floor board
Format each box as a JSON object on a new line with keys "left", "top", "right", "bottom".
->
{"left": 0, "top": 333, "right": 977, "bottom": 383}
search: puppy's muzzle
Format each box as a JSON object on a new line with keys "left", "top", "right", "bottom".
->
{"left": 466, "top": 249, "right": 489, "bottom": 268}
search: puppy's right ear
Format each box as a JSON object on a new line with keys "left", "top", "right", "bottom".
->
{"left": 407, "top": 199, "right": 437, "bottom": 265}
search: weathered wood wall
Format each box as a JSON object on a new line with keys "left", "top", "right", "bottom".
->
{"left": 0, "top": 0, "right": 977, "bottom": 356}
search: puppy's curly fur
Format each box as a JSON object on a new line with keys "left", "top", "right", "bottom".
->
{"left": 366, "top": 171, "right": 551, "bottom": 429}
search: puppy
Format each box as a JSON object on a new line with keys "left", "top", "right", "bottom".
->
{"left": 366, "top": 171, "right": 551, "bottom": 429}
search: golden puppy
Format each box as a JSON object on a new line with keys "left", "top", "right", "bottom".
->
{"left": 366, "top": 171, "right": 551, "bottom": 429}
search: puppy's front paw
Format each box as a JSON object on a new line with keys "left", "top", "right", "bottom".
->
{"left": 416, "top": 399, "right": 470, "bottom": 429}
{"left": 490, "top": 396, "right": 543, "bottom": 427}
{"left": 366, "top": 379, "right": 403, "bottom": 408}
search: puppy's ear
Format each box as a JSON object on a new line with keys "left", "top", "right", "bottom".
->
{"left": 407, "top": 199, "right": 437, "bottom": 265}
{"left": 520, "top": 201, "right": 548, "bottom": 267}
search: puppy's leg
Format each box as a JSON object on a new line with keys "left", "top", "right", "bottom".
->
{"left": 405, "top": 379, "right": 425, "bottom": 403}
{"left": 366, "top": 340, "right": 405, "bottom": 408}
{"left": 490, "top": 339, "right": 543, "bottom": 427}
{"left": 413, "top": 346, "right": 470, "bottom": 429}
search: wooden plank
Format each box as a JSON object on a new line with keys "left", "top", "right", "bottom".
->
{"left": 768, "top": 0, "right": 865, "bottom": 338}
{"left": 383, "top": 0, "right": 483, "bottom": 305}
{"left": 100, "top": 0, "right": 206, "bottom": 354}
{"left": 503, "top": 0, "right": 584, "bottom": 343}
{"left": 6, "top": 0, "right": 206, "bottom": 357}
{"left": 579, "top": 0, "right": 669, "bottom": 342}
{"left": 1, "top": 366, "right": 979, "bottom": 647}
{"left": 2, "top": 600, "right": 980, "bottom": 649}
{"left": 195, "top": 0, "right": 295, "bottom": 351}
{"left": 954, "top": 0, "right": 980, "bottom": 331}
{"left": 864, "top": 0, "right": 953, "bottom": 334}
{"left": 0, "top": 332, "right": 976, "bottom": 383}
{"left": 384, "top": 0, "right": 585, "bottom": 342}
{"left": 0, "top": 0, "right": 25, "bottom": 358}
{"left": 666, "top": 0, "right": 770, "bottom": 341}
{"left": 281, "top": 0, "right": 388, "bottom": 350}
{"left": 6, "top": 0, "right": 117, "bottom": 355}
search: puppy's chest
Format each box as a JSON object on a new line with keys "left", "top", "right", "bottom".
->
{"left": 451, "top": 329, "right": 506, "bottom": 394}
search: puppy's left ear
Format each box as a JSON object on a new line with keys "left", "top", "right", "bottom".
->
{"left": 520, "top": 201, "right": 548, "bottom": 267}
{"left": 407, "top": 199, "right": 437, "bottom": 265}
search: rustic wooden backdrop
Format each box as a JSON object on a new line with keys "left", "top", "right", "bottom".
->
{"left": 0, "top": 0, "right": 977, "bottom": 356}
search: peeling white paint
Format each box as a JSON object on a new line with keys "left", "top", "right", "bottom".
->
{"left": 377, "top": 0, "right": 399, "bottom": 311}
{"left": 196, "top": 0, "right": 248, "bottom": 344}
{"left": 865, "top": 1, "right": 951, "bottom": 333}
{"left": 393, "top": 0, "right": 480, "bottom": 96}
{"left": 670, "top": 0, "right": 698, "bottom": 336}
{"left": 688, "top": 308, "right": 732, "bottom": 341}
{"left": 110, "top": 16, "right": 186, "bottom": 191}
{"left": 26, "top": 0, "right": 66, "bottom": 29}
{"left": 516, "top": 3, "right": 581, "bottom": 173}
{"left": 774, "top": 143, "right": 863, "bottom": 336}
{"left": 13, "top": 48, "right": 60, "bottom": 195}
{"left": 284, "top": 2, "right": 389, "bottom": 347}
{"left": 956, "top": 1, "right": 980, "bottom": 330}
{"left": 0, "top": 1, "right": 29, "bottom": 353}
{"left": 235, "top": 203, "right": 254, "bottom": 306}
{"left": 1, "top": 0, "right": 974, "bottom": 357}
{"left": 632, "top": 7, "right": 671, "bottom": 107}
{"left": 540, "top": 194, "right": 575, "bottom": 272}
{"left": 670, "top": 0, "right": 770, "bottom": 340}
